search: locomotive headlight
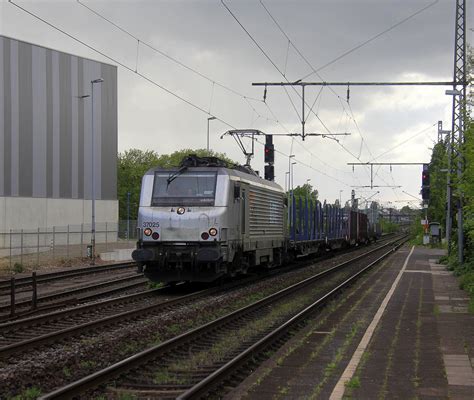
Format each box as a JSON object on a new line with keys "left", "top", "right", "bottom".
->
{"left": 144, "top": 228, "right": 152, "bottom": 236}
{"left": 209, "top": 228, "right": 218, "bottom": 237}
{"left": 201, "top": 232, "right": 209, "bottom": 240}
{"left": 177, "top": 207, "right": 185, "bottom": 215}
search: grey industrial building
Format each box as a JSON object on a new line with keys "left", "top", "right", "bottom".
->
{"left": 0, "top": 35, "right": 118, "bottom": 245}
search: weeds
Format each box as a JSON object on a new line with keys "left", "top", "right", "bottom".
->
{"left": 13, "top": 262, "right": 24, "bottom": 273}
{"left": 10, "top": 387, "right": 42, "bottom": 400}
{"left": 345, "top": 376, "right": 361, "bottom": 388}
{"left": 79, "top": 360, "right": 97, "bottom": 369}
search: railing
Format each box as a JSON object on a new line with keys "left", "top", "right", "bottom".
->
{"left": 0, "top": 220, "right": 137, "bottom": 270}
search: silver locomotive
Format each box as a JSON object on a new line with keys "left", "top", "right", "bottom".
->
{"left": 132, "top": 156, "right": 286, "bottom": 283}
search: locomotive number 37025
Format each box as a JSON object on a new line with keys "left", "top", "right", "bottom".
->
{"left": 143, "top": 222, "right": 160, "bottom": 228}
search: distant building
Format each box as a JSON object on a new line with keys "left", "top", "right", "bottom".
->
{"left": 0, "top": 35, "right": 118, "bottom": 245}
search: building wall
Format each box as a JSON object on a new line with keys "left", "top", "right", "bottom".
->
{"left": 0, "top": 36, "right": 118, "bottom": 242}
{"left": 0, "top": 197, "right": 118, "bottom": 248}
{"left": 0, "top": 35, "right": 117, "bottom": 201}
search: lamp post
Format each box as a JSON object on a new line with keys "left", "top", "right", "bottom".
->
{"left": 207, "top": 117, "right": 216, "bottom": 152}
{"left": 291, "top": 162, "right": 297, "bottom": 193}
{"left": 285, "top": 171, "right": 290, "bottom": 192}
{"left": 339, "top": 190, "right": 343, "bottom": 206}
{"left": 287, "top": 155, "right": 295, "bottom": 224}
{"left": 90, "top": 78, "right": 104, "bottom": 265}
{"left": 126, "top": 191, "right": 131, "bottom": 241}
{"left": 291, "top": 161, "right": 297, "bottom": 239}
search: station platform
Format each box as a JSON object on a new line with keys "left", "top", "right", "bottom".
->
{"left": 230, "top": 245, "right": 474, "bottom": 400}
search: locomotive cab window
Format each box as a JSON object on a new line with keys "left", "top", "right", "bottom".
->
{"left": 152, "top": 171, "right": 217, "bottom": 206}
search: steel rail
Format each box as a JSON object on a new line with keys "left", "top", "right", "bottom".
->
{"left": 38, "top": 237, "right": 405, "bottom": 400}
{"left": 0, "top": 261, "right": 137, "bottom": 291}
{"left": 178, "top": 238, "right": 407, "bottom": 399}
{"left": 0, "top": 274, "right": 146, "bottom": 317}
{"left": 0, "top": 286, "right": 164, "bottom": 331}
{"left": 0, "top": 285, "right": 215, "bottom": 359}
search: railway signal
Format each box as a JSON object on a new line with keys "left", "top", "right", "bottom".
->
{"left": 421, "top": 164, "right": 430, "bottom": 201}
{"left": 264, "top": 134, "right": 274, "bottom": 164}
{"left": 264, "top": 134, "right": 275, "bottom": 181}
{"left": 264, "top": 165, "right": 274, "bottom": 181}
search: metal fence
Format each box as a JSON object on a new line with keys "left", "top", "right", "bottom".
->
{"left": 0, "top": 220, "right": 137, "bottom": 269}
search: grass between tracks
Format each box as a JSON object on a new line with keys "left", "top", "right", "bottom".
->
{"left": 151, "top": 280, "right": 336, "bottom": 385}
{"left": 243, "top": 258, "right": 392, "bottom": 400}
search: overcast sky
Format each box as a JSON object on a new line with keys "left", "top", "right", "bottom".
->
{"left": 1, "top": 0, "right": 473, "bottom": 208}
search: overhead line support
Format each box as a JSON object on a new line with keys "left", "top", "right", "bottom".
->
{"left": 252, "top": 81, "right": 459, "bottom": 87}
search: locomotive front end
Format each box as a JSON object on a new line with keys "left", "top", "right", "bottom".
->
{"left": 132, "top": 166, "right": 230, "bottom": 283}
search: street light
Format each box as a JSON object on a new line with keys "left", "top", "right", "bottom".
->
{"left": 285, "top": 171, "right": 290, "bottom": 192}
{"left": 207, "top": 117, "right": 216, "bottom": 152}
{"left": 287, "top": 155, "right": 296, "bottom": 223}
{"left": 291, "top": 162, "right": 297, "bottom": 191}
{"left": 339, "top": 190, "right": 343, "bottom": 206}
{"left": 90, "top": 78, "right": 104, "bottom": 265}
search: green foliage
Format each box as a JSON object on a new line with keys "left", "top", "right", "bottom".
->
{"left": 13, "top": 262, "right": 24, "bottom": 273}
{"left": 380, "top": 218, "right": 399, "bottom": 234}
{"left": 10, "top": 387, "right": 42, "bottom": 400}
{"left": 409, "top": 215, "right": 424, "bottom": 245}
{"left": 427, "top": 141, "right": 448, "bottom": 227}
{"left": 460, "top": 120, "right": 474, "bottom": 262}
{"left": 345, "top": 376, "right": 361, "bottom": 389}
{"left": 118, "top": 148, "right": 235, "bottom": 220}
{"left": 290, "top": 183, "right": 318, "bottom": 202}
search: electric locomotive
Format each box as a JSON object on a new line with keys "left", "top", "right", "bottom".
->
{"left": 132, "top": 155, "right": 286, "bottom": 283}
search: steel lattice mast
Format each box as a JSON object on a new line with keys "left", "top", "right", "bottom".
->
{"left": 447, "top": 0, "right": 467, "bottom": 263}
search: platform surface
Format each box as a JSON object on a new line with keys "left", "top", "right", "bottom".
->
{"left": 230, "top": 245, "right": 474, "bottom": 400}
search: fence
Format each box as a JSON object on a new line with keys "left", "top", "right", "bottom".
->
{"left": 0, "top": 220, "right": 138, "bottom": 270}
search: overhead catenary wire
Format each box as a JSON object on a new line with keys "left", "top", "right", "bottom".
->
{"left": 370, "top": 123, "right": 437, "bottom": 162}
{"left": 221, "top": 0, "right": 332, "bottom": 138}
{"left": 75, "top": 0, "right": 289, "bottom": 129}
{"left": 76, "top": 0, "right": 261, "bottom": 103}
{"left": 297, "top": 0, "right": 440, "bottom": 81}
{"left": 254, "top": 136, "right": 352, "bottom": 189}
{"left": 252, "top": 1, "right": 375, "bottom": 182}
{"left": 257, "top": 0, "right": 439, "bottom": 189}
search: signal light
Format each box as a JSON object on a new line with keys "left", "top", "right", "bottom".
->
{"left": 421, "top": 164, "right": 430, "bottom": 201}
{"left": 264, "top": 144, "right": 274, "bottom": 163}
{"left": 264, "top": 135, "right": 274, "bottom": 164}
{"left": 422, "top": 187, "right": 430, "bottom": 200}
{"left": 201, "top": 232, "right": 209, "bottom": 240}
{"left": 152, "top": 232, "right": 160, "bottom": 240}
{"left": 264, "top": 165, "right": 274, "bottom": 181}
{"left": 422, "top": 171, "right": 430, "bottom": 187}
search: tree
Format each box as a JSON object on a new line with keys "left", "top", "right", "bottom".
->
{"left": 118, "top": 148, "right": 236, "bottom": 220}
{"left": 118, "top": 149, "right": 160, "bottom": 222}
{"left": 290, "top": 183, "right": 318, "bottom": 202}
{"left": 427, "top": 140, "right": 448, "bottom": 226}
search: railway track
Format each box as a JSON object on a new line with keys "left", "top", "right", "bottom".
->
{"left": 0, "top": 261, "right": 137, "bottom": 292}
{"left": 37, "top": 236, "right": 406, "bottom": 400}
{"left": 0, "top": 236, "right": 401, "bottom": 359}
{"left": 0, "top": 273, "right": 147, "bottom": 321}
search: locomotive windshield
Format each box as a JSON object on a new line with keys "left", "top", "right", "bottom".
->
{"left": 151, "top": 171, "right": 217, "bottom": 206}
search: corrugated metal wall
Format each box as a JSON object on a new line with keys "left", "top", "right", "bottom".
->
{"left": 0, "top": 35, "right": 117, "bottom": 200}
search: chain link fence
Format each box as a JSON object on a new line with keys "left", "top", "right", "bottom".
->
{"left": 0, "top": 220, "right": 138, "bottom": 270}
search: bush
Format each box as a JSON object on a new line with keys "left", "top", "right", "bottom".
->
{"left": 13, "top": 262, "right": 24, "bottom": 274}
